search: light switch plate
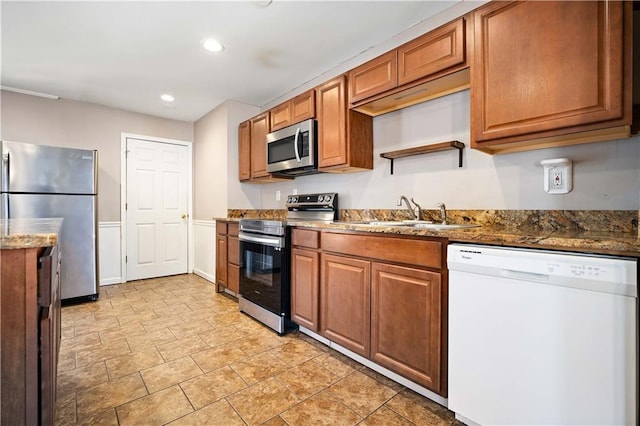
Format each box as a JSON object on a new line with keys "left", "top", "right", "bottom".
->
{"left": 541, "top": 158, "right": 572, "bottom": 194}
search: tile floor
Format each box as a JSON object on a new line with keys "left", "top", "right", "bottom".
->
{"left": 56, "top": 274, "right": 463, "bottom": 425}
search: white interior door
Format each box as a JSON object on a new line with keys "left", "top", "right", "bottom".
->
{"left": 126, "top": 138, "right": 189, "bottom": 280}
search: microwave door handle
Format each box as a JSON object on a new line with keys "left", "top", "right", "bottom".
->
{"left": 294, "top": 127, "right": 301, "bottom": 162}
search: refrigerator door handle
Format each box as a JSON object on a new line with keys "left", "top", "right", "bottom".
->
{"left": 1, "top": 152, "right": 8, "bottom": 193}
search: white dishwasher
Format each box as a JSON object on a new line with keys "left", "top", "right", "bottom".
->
{"left": 447, "top": 244, "right": 637, "bottom": 426}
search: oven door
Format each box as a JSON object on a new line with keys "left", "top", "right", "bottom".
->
{"left": 238, "top": 232, "right": 288, "bottom": 315}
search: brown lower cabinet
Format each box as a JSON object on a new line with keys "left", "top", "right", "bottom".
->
{"left": 215, "top": 221, "right": 240, "bottom": 294}
{"left": 290, "top": 228, "right": 447, "bottom": 395}
{"left": 1, "top": 245, "right": 61, "bottom": 425}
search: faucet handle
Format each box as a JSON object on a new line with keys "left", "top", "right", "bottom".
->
{"left": 410, "top": 198, "right": 421, "bottom": 209}
{"left": 436, "top": 202, "right": 446, "bottom": 209}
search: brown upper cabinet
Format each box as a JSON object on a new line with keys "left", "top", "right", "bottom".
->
{"left": 239, "top": 112, "right": 291, "bottom": 183}
{"left": 238, "top": 120, "right": 251, "bottom": 181}
{"left": 270, "top": 90, "right": 316, "bottom": 131}
{"left": 349, "top": 17, "right": 470, "bottom": 116}
{"left": 316, "top": 75, "right": 373, "bottom": 172}
{"left": 470, "top": 1, "right": 633, "bottom": 154}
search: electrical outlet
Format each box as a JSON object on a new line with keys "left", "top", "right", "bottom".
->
{"left": 541, "top": 158, "right": 572, "bottom": 194}
{"left": 275, "top": 190, "right": 281, "bottom": 201}
{"left": 292, "top": 188, "right": 298, "bottom": 195}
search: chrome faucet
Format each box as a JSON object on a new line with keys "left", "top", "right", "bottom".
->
{"left": 437, "top": 202, "right": 447, "bottom": 224}
{"left": 397, "top": 196, "right": 421, "bottom": 220}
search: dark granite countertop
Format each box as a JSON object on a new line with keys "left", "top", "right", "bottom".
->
{"left": 0, "top": 218, "right": 62, "bottom": 249}
{"left": 289, "top": 221, "right": 640, "bottom": 258}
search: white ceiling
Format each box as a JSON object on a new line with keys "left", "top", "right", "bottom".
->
{"left": 1, "top": 1, "right": 461, "bottom": 122}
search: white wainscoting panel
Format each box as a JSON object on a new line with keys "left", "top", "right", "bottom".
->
{"left": 193, "top": 220, "right": 216, "bottom": 283}
{"left": 98, "top": 222, "right": 122, "bottom": 286}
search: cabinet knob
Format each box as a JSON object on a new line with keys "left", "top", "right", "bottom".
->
{"left": 181, "top": 214, "right": 188, "bottom": 219}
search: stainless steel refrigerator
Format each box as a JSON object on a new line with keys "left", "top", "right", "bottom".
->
{"left": 1, "top": 140, "right": 99, "bottom": 301}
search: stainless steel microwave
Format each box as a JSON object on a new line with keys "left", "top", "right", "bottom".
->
{"left": 266, "top": 119, "right": 319, "bottom": 176}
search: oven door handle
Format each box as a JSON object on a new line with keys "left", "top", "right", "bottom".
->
{"left": 294, "top": 127, "right": 301, "bottom": 163}
{"left": 239, "top": 232, "right": 284, "bottom": 248}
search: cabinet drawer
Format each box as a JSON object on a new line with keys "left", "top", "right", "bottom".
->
{"left": 292, "top": 228, "right": 320, "bottom": 249}
{"left": 227, "top": 223, "right": 239, "bottom": 237}
{"left": 321, "top": 232, "right": 443, "bottom": 269}
{"left": 216, "top": 221, "right": 228, "bottom": 235}
{"left": 228, "top": 236, "right": 239, "bottom": 265}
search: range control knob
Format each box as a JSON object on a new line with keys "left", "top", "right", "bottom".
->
{"left": 318, "top": 195, "right": 324, "bottom": 202}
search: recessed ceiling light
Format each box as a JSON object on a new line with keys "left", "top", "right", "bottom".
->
{"left": 161, "top": 94, "right": 175, "bottom": 102}
{"left": 203, "top": 38, "right": 224, "bottom": 53}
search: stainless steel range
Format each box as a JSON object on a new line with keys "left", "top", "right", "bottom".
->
{"left": 238, "top": 193, "right": 338, "bottom": 333}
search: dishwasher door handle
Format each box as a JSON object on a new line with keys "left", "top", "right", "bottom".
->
{"left": 500, "top": 269, "right": 549, "bottom": 282}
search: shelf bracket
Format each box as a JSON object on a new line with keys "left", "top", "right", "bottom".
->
{"left": 380, "top": 141, "right": 466, "bottom": 175}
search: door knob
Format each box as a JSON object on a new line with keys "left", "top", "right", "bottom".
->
{"left": 181, "top": 214, "right": 188, "bottom": 219}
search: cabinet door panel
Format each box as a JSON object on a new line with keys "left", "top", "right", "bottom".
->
{"left": 216, "top": 235, "right": 227, "bottom": 286}
{"left": 371, "top": 262, "right": 442, "bottom": 392}
{"left": 227, "top": 264, "right": 240, "bottom": 294}
{"left": 320, "top": 254, "right": 370, "bottom": 357}
{"left": 238, "top": 121, "right": 251, "bottom": 181}
{"left": 228, "top": 236, "right": 239, "bottom": 265}
{"left": 270, "top": 102, "right": 291, "bottom": 131}
{"left": 316, "top": 76, "right": 348, "bottom": 168}
{"left": 291, "top": 90, "right": 316, "bottom": 124}
{"left": 250, "top": 112, "right": 270, "bottom": 178}
{"left": 291, "top": 248, "right": 319, "bottom": 331}
{"left": 472, "top": 1, "right": 626, "bottom": 144}
{"left": 398, "top": 18, "right": 465, "bottom": 86}
{"left": 348, "top": 51, "right": 398, "bottom": 103}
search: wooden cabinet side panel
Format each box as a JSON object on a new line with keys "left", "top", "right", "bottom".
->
{"left": 348, "top": 51, "right": 398, "bottom": 103}
{"left": 320, "top": 254, "right": 371, "bottom": 357}
{"left": 291, "top": 248, "right": 320, "bottom": 331}
{"left": 398, "top": 17, "right": 465, "bottom": 86}
{"left": 317, "top": 76, "right": 348, "bottom": 169}
{"left": 291, "top": 90, "right": 316, "bottom": 124}
{"left": 370, "top": 262, "right": 442, "bottom": 393}
{"left": 250, "top": 112, "right": 270, "bottom": 178}
{"left": 472, "top": 1, "right": 626, "bottom": 144}
{"left": 238, "top": 121, "right": 252, "bottom": 181}
{"left": 346, "top": 110, "right": 374, "bottom": 171}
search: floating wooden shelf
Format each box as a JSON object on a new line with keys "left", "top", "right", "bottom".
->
{"left": 380, "top": 141, "right": 465, "bottom": 174}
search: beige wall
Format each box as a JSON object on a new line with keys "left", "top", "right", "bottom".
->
{"left": 193, "top": 100, "right": 259, "bottom": 220}
{"left": 0, "top": 90, "right": 193, "bottom": 221}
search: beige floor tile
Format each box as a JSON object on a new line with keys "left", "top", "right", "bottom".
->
{"left": 311, "top": 351, "right": 361, "bottom": 378}
{"left": 57, "top": 361, "right": 109, "bottom": 400}
{"left": 140, "top": 356, "right": 203, "bottom": 394}
{"left": 179, "top": 307, "right": 218, "bottom": 324}
{"left": 360, "top": 407, "right": 414, "bottom": 425}
{"left": 360, "top": 367, "right": 405, "bottom": 392}
{"left": 261, "top": 415, "right": 289, "bottom": 426}
{"left": 57, "top": 349, "right": 77, "bottom": 372}
{"left": 199, "top": 325, "right": 249, "bottom": 347}
{"left": 269, "top": 339, "right": 325, "bottom": 365}
{"left": 75, "top": 316, "right": 121, "bottom": 336}
{"left": 167, "top": 399, "right": 245, "bottom": 425}
{"left": 76, "top": 373, "right": 147, "bottom": 418}
{"left": 105, "top": 347, "right": 165, "bottom": 379}
{"left": 59, "top": 331, "right": 101, "bottom": 353}
{"left": 131, "top": 299, "right": 169, "bottom": 314}
{"left": 61, "top": 324, "right": 75, "bottom": 339}
{"left": 280, "top": 391, "right": 362, "bottom": 426}
{"left": 168, "top": 318, "right": 216, "bottom": 338}
{"left": 191, "top": 342, "right": 247, "bottom": 372}
{"left": 77, "top": 408, "right": 119, "bottom": 425}
{"left": 276, "top": 360, "right": 339, "bottom": 399}
{"left": 229, "top": 351, "right": 290, "bottom": 385}
{"left": 235, "top": 332, "right": 287, "bottom": 356}
{"left": 116, "top": 310, "right": 159, "bottom": 326}
{"left": 126, "top": 327, "right": 176, "bottom": 351}
{"left": 75, "top": 338, "right": 131, "bottom": 368}
{"left": 116, "top": 385, "right": 193, "bottom": 426}
{"left": 98, "top": 322, "right": 147, "bottom": 344}
{"left": 141, "top": 314, "right": 185, "bottom": 331}
{"left": 384, "top": 389, "right": 455, "bottom": 426}
{"left": 153, "top": 302, "right": 194, "bottom": 317}
{"left": 326, "top": 371, "right": 398, "bottom": 417}
{"left": 227, "top": 377, "right": 300, "bottom": 425}
{"left": 55, "top": 394, "right": 76, "bottom": 425}
{"left": 179, "top": 365, "right": 247, "bottom": 409}
{"left": 157, "top": 334, "right": 211, "bottom": 362}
